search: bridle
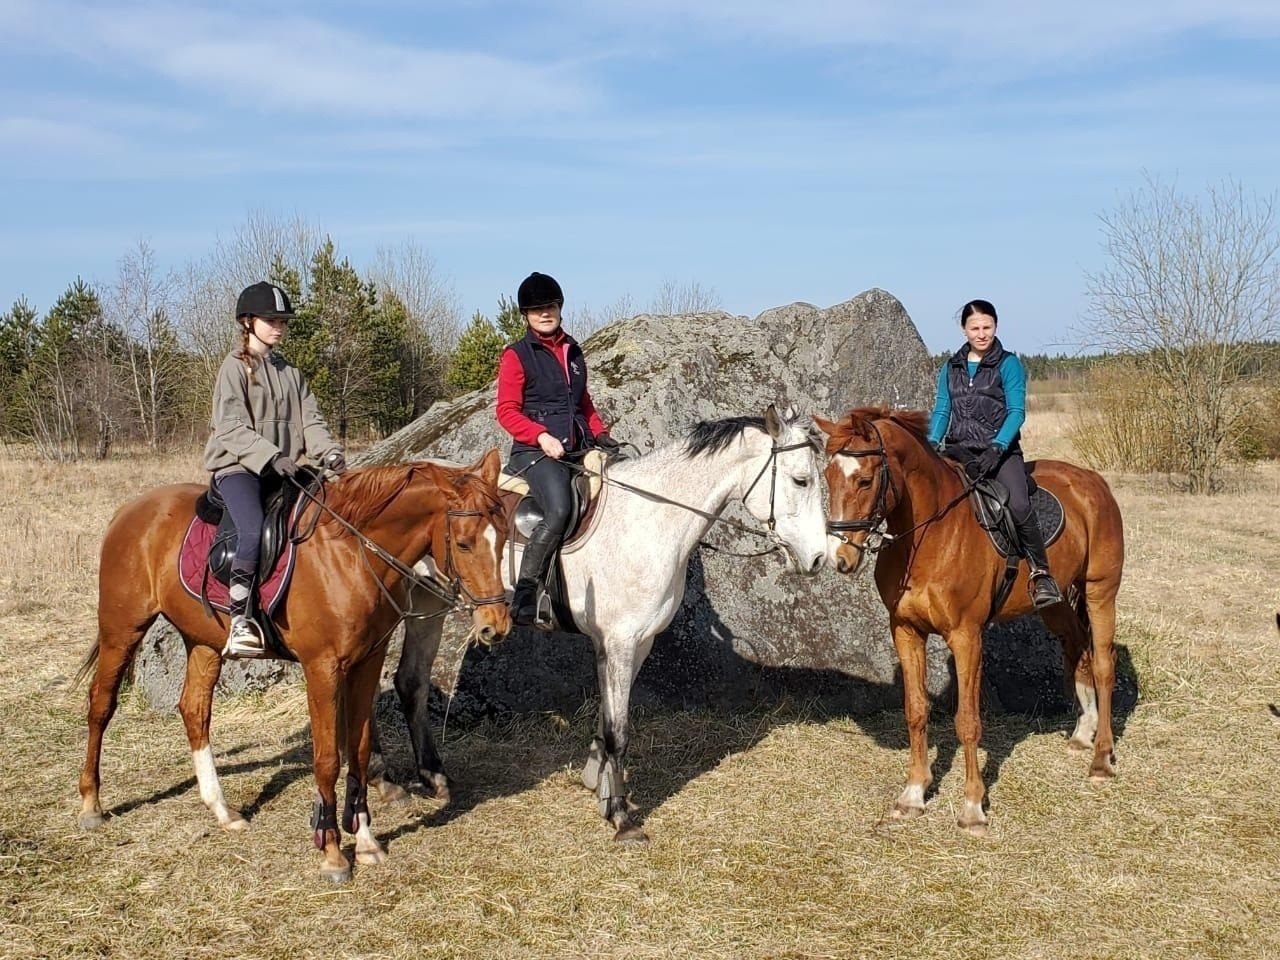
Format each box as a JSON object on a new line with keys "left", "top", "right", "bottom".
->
{"left": 825, "top": 420, "right": 898, "bottom": 558}
{"left": 740, "top": 437, "right": 820, "bottom": 533}
{"left": 826, "top": 418, "right": 979, "bottom": 559}
{"left": 440, "top": 507, "right": 508, "bottom": 610}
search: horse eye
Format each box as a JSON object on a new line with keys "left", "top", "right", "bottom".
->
{"left": 456, "top": 539, "right": 473, "bottom": 552}
{"left": 792, "top": 476, "right": 809, "bottom": 488}
{"left": 855, "top": 477, "right": 872, "bottom": 489}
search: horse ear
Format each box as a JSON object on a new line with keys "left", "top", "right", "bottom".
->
{"left": 764, "top": 403, "right": 782, "bottom": 439}
{"left": 782, "top": 403, "right": 797, "bottom": 422}
{"left": 476, "top": 448, "right": 501, "bottom": 487}
{"left": 812, "top": 415, "right": 840, "bottom": 438}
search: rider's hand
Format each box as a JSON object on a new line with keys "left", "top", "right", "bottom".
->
{"left": 272, "top": 455, "right": 301, "bottom": 479}
{"left": 537, "top": 432, "right": 566, "bottom": 460}
{"left": 324, "top": 449, "right": 347, "bottom": 475}
{"left": 964, "top": 445, "right": 1003, "bottom": 482}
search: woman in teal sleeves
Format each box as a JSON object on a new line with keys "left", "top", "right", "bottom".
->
{"left": 926, "top": 298, "right": 1063, "bottom": 609}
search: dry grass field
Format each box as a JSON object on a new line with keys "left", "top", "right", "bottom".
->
{"left": 2, "top": 410, "right": 1279, "bottom": 960}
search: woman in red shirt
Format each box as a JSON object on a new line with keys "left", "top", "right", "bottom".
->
{"left": 496, "top": 272, "right": 618, "bottom": 625}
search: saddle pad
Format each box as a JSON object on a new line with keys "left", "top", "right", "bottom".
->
{"left": 973, "top": 485, "right": 1065, "bottom": 558}
{"left": 177, "top": 499, "right": 303, "bottom": 615}
{"left": 499, "top": 449, "right": 607, "bottom": 499}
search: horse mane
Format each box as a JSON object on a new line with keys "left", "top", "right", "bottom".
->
{"left": 684, "top": 416, "right": 766, "bottom": 458}
{"left": 317, "top": 461, "right": 503, "bottom": 530}
{"left": 822, "top": 406, "right": 932, "bottom": 453}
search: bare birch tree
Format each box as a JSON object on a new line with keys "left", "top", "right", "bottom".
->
{"left": 1082, "top": 176, "right": 1280, "bottom": 493}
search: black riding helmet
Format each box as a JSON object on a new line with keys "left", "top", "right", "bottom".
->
{"left": 517, "top": 272, "right": 564, "bottom": 311}
{"left": 236, "top": 281, "right": 295, "bottom": 320}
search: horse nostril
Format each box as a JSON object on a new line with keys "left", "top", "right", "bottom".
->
{"left": 478, "top": 626, "right": 496, "bottom": 643}
{"left": 809, "top": 556, "right": 823, "bottom": 575}
{"left": 836, "top": 556, "right": 850, "bottom": 574}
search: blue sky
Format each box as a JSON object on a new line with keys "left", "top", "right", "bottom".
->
{"left": 1, "top": 0, "right": 1278, "bottom": 352}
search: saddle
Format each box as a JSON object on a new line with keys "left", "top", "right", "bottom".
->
{"left": 178, "top": 470, "right": 321, "bottom": 660}
{"left": 968, "top": 465, "right": 1065, "bottom": 558}
{"left": 966, "top": 463, "right": 1066, "bottom": 624}
{"left": 497, "top": 449, "right": 610, "bottom": 633}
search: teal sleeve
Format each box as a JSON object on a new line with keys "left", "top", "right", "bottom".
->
{"left": 993, "top": 354, "right": 1026, "bottom": 450}
{"left": 926, "top": 364, "right": 950, "bottom": 445}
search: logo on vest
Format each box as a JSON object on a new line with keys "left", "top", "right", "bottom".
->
{"left": 570, "top": 361, "right": 581, "bottom": 377}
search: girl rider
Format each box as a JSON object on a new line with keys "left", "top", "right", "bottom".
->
{"left": 202, "top": 281, "right": 346, "bottom": 658}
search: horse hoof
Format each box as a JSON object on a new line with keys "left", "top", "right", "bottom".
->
{"left": 320, "top": 861, "right": 352, "bottom": 884}
{"left": 960, "top": 821, "right": 990, "bottom": 839}
{"left": 78, "top": 812, "right": 105, "bottom": 831}
{"left": 1066, "top": 736, "right": 1092, "bottom": 754}
{"left": 423, "top": 774, "right": 451, "bottom": 805}
{"left": 371, "top": 778, "right": 410, "bottom": 805}
{"left": 222, "top": 816, "right": 250, "bottom": 833}
{"left": 355, "top": 848, "right": 387, "bottom": 867}
{"left": 613, "top": 824, "right": 649, "bottom": 846}
{"left": 890, "top": 804, "right": 925, "bottom": 821}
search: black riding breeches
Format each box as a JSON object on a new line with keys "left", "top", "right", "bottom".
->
{"left": 507, "top": 451, "right": 575, "bottom": 538}
{"left": 994, "top": 451, "right": 1031, "bottom": 523}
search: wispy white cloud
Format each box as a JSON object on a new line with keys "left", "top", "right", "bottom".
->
{"left": 1, "top": 1, "right": 598, "bottom": 118}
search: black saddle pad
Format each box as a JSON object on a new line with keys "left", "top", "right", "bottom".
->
{"left": 970, "top": 478, "right": 1065, "bottom": 558}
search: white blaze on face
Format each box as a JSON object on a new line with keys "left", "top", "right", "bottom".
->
{"left": 835, "top": 454, "right": 862, "bottom": 478}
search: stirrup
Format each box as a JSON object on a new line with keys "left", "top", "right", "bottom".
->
{"left": 222, "top": 615, "right": 267, "bottom": 659}
{"left": 1029, "top": 571, "right": 1064, "bottom": 609}
{"left": 533, "top": 589, "right": 555, "bottom": 631}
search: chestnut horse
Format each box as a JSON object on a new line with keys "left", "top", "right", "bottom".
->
{"left": 77, "top": 450, "right": 510, "bottom": 881}
{"left": 815, "top": 408, "right": 1124, "bottom": 835}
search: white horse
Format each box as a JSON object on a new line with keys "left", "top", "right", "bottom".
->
{"left": 380, "top": 403, "right": 829, "bottom": 843}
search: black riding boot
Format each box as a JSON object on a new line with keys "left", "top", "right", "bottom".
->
{"left": 1015, "top": 514, "right": 1063, "bottom": 609}
{"left": 510, "top": 525, "right": 560, "bottom": 626}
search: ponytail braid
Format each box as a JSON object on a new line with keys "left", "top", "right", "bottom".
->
{"left": 235, "top": 319, "right": 259, "bottom": 385}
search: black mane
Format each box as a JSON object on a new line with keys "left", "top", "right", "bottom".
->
{"left": 684, "top": 416, "right": 767, "bottom": 458}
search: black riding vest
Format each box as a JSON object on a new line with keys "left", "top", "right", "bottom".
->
{"left": 507, "top": 329, "right": 591, "bottom": 455}
{"left": 944, "top": 336, "right": 1021, "bottom": 454}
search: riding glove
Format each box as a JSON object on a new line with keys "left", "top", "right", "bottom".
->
{"left": 964, "top": 445, "right": 1003, "bottom": 482}
{"left": 324, "top": 450, "right": 348, "bottom": 475}
{"left": 272, "top": 455, "right": 301, "bottom": 479}
{"left": 594, "top": 434, "right": 621, "bottom": 453}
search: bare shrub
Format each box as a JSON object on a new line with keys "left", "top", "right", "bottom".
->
{"left": 1070, "top": 361, "right": 1181, "bottom": 474}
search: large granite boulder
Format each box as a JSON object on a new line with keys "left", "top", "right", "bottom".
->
{"left": 135, "top": 289, "right": 1136, "bottom": 721}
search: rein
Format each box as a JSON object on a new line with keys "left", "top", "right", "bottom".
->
{"left": 285, "top": 469, "right": 506, "bottom": 643}
{"left": 558, "top": 436, "right": 815, "bottom": 559}
{"left": 827, "top": 421, "right": 976, "bottom": 558}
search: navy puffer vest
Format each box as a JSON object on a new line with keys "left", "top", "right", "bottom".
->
{"left": 508, "top": 328, "right": 590, "bottom": 455}
{"left": 944, "top": 336, "right": 1021, "bottom": 455}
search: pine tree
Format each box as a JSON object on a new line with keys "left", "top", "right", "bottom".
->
{"left": 0, "top": 298, "right": 38, "bottom": 436}
{"left": 496, "top": 295, "right": 526, "bottom": 343}
{"left": 446, "top": 311, "right": 505, "bottom": 393}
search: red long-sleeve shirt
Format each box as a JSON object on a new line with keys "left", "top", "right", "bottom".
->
{"left": 495, "top": 331, "right": 608, "bottom": 446}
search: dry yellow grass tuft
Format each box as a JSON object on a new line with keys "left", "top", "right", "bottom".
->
{"left": 2, "top": 422, "right": 1279, "bottom": 960}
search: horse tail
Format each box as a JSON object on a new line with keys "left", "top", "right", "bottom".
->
{"left": 73, "top": 639, "right": 101, "bottom": 690}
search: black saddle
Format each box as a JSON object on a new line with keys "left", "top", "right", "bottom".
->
{"left": 196, "top": 469, "right": 319, "bottom": 589}
{"left": 969, "top": 466, "right": 1065, "bottom": 558}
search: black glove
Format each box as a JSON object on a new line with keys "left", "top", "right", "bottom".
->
{"left": 272, "top": 455, "right": 301, "bottom": 479}
{"left": 594, "top": 434, "right": 621, "bottom": 453}
{"left": 324, "top": 450, "right": 347, "bottom": 475}
{"left": 964, "top": 445, "right": 1003, "bottom": 483}
{"left": 931, "top": 441, "right": 945, "bottom": 455}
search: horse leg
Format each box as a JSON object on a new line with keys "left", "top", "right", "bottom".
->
{"left": 1041, "top": 594, "right": 1097, "bottom": 752}
{"left": 581, "top": 644, "right": 609, "bottom": 793}
{"left": 595, "top": 633, "right": 653, "bottom": 844}
{"left": 343, "top": 655, "right": 388, "bottom": 867}
{"left": 365, "top": 715, "right": 409, "bottom": 805}
{"left": 394, "top": 616, "right": 451, "bottom": 802}
{"left": 303, "top": 658, "right": 350, "bottom": 882}
{"left": 1084, "top": 578, "right": 1120, "bottom": 780}
{"left": 78, "top": 606, "right": 157, "bottom": 830}
{"left": 948, "top": 626, "right": 988, "bottom": 836}
{"left": 890, "top": 619, "right": 932, "bottom": 820}
{"left": 178, "top": 642, "right": 248, "bottom": 831}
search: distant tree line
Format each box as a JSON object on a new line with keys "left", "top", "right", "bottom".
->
{"left": 0, "top": 214, "right": 722, "bottom": 460}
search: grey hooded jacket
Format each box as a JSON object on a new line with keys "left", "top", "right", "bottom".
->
{"left": 201, "top": 350, "right": 339, "bottom": 476}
